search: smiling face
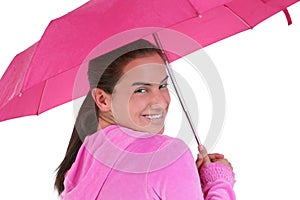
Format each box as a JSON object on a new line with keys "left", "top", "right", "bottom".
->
{"left": 111, "top": 53, "right": 170, "bottom": 134}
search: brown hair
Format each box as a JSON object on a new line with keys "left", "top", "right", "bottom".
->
{"left": 54, "top": 39, "right": 163, "bottom": 194}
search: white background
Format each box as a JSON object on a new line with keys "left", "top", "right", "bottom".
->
{"left": 0, "top": 1, "right": 300, "bottom": 199}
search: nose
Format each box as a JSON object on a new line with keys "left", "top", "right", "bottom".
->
{"left": 150, "top": 89, "right": 170, "bottom": 110}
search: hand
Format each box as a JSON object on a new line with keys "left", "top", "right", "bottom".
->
{"left": 196, "top": 145, "right": 233, "bottom": 170}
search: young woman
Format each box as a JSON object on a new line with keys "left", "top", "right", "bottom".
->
{"left": 55, "top": 39, "right": 235, "bottom": 199}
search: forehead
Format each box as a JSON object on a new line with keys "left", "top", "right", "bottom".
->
{"left": 119, "top": 54, "right": 167, "bottom": 84}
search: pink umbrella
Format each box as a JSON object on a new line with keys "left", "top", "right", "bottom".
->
{"left": 0, "top": 0, "right": 299, "bottom": 122}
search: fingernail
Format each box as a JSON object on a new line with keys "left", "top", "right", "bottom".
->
{"left": 198, "top": 145, "right": 202, "bottom": 151}
{"left": 198, "top": 145, "right": 205, "bottom": 152}
{"left": 197, "top": 153, "right": 202, "bottom": 159}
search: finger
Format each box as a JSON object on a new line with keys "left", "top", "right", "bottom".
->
{"left": 195, "top": 154, "right": 203, "bottom": 168}
{"left": 208, "top": 153, "right": 224, "bottom": 160}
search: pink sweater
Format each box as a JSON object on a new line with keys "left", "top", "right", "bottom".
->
{"left": 61, "top": 125, "right": 235, "bottom": 199}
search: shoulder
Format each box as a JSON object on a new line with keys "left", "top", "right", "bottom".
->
{"left": 100, "top": 125, "right": 186, "bottom": 153}
{"left": 125, "top": 129, "right": 189, "bottom": 156}
{"left": 101, "top": 125, "right": 194, "bottom": 172}
{"left": 138, "top": 133, "right": 194, "bottom": 173}
{"left": 146, "top": 137, "right": 202, "bottom": 199}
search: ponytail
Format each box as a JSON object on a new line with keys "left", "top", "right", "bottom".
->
{"left": 54, "top": 92, "right": 98, "bottom": 194}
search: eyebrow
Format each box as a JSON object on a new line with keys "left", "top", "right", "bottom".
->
{"left": 131, "top": 75, "right": 169, "bottom": 86}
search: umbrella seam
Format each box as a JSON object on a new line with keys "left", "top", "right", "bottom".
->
{"left": 21, "top": 42, "right": 43, "bottom": 93}
{"left": 37, "top": 80, "right": 47, "bottom": 115}
{"left": 186, "top": 0, "right": 201, "bottom": 15}
{"left": 223, "top": 5, "right": 253, "bottom": 29}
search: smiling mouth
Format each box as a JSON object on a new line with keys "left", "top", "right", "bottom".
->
{"left": 143, "top": 113, "right": 163, "bottom": 120}
{"left": 142, "top": 112, "right": 165, "bottom": 124}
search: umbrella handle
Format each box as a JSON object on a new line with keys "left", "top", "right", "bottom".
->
{"left": 152, "top": 33, "right": 201, "bottom": 146}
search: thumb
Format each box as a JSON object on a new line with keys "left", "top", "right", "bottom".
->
{"left": 198, "top": 145, "right": 211, "bottom": 165}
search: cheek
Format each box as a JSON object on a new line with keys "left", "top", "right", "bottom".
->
{"left": 111, "top": 93, "right": 131, "bottom": 119}
{"left": 163, "top": 89, "right": 171, "bottom": 105}
{"left": 129, "top": 96, "right": 149, "bottom": 115}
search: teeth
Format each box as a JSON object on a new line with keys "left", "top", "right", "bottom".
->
{"left": 144, "top": 114, "right": 162, "bottom": 120}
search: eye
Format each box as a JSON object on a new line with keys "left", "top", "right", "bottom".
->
{"left": 159, "top": 83, "right": 168, "bottom": 89}
{"left": 134, "top": 88, "right": 147, "bottom": 93}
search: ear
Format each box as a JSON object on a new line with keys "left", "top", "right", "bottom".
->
{"left": 91, "top": 88, "right": 112, "bottom": 112}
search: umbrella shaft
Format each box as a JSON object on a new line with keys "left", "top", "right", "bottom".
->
{"left": 152, "top": 33, "right": 201, "bottom": 145}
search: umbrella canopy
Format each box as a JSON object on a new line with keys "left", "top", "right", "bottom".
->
{"left": 0, "top": 0, "right": 299, "bottom": 122}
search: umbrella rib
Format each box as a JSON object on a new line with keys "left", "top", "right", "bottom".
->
{"left": 223, "top": 5, "right": 252, "bottom": 29}
{"left": 37, "top": 80, "right": 47, "bottom": 115}
{"left": 186, "top": 0, "right": 202, "bottom": 16}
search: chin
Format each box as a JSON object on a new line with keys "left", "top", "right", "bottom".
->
{"left": 126, "top": 120, "right": 166, "bottom": 134}
{"left": 144, "top": 125, "right": 165, "bottom": 134}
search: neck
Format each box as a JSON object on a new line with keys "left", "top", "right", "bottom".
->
{"left": 97, "top": 112, "right": 116, "bottom": 130}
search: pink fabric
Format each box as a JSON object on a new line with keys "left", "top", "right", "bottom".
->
{"left": 61, "top": 125, "right": 235, "bottom": 199}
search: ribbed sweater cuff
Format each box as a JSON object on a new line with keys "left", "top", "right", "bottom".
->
{"left": 200, "top": 162, "right": 236, "bottom": 187}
